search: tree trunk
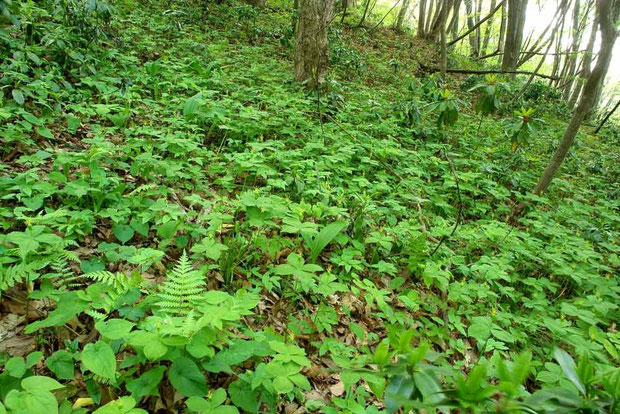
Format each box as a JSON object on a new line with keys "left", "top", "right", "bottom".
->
{"left": 448, "top": 1, "right": 504, "bottom": 47}
{"left": 294, "top": 0, "right": 335, "bottom": 86}
{"left": 356, "top": 0, "right": 373, "bottom": 28}
{"left": 440, "top": 0, "right": 448, "bottom": 80}
{"left": 464, "top": 0, "right": 479, "bottom": 56}
{"left": 430, "top": 0, "right": 453, "bottom": 41}
{"left": 474, "top": 0, "right": 482, "bottom": 53}
{"left": 501, "top": 0, "right": 528, "bottom": 72}
{"left": 562, "top": 0, "right": 582, "bottom": 101}
{"left": 595, "top": 99, "right": 620, "bottom": 133}
{"left": 425, "top": 0, "right": 436, "bottom": 36}
{"left": 533, "top": 0, "right": 619, "bottom": 196}
{"left": 480, "top": 0, "right": 496, "bottom": 55}
{"left": 569, "top": 7, "right": 597, "bottom": 108}
{"left": 587, "top": 42, "right": 613, "bottom": 119}
{"left": 548, "top": 14, "right": 566, "bottom": 86}
{"left": 450, "top": 0, "right": 461, "bottom": 39}
{"left": 417, "top": 0, "right": 427, "bottom": 37}
{"left": 518, "top": 0, "right": 568, "bottom": 67}
{"left": 447, "top": 0, "right": 462, "bottom": 40}
{"left": 395, "top": 0, "right": 411, "bottom": 31}
{"left": 498, "top": 1, "right": 507, "bottom": 52}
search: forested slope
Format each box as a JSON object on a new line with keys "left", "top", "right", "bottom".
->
{"left": 0, "top": 1, "right": 619, "bottom": 413}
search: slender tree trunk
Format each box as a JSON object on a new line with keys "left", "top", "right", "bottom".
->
{"left": 450, "top": 1, "right": 461, "bottom": 40}
{"left": 474, "top": 0, "right": 482, "bottom": 53}
{"left": 447, "top": 0, "right": 462, "bottom": 39}
{"left": 430, "top": 0, "right": 453, "bottom": 40}
{"left": 440, "top": 0, "right": 448, "bottom": 80}
{"left": 533, "top": 0, "right": 619, "bottom": 196}
{"left": 518, "top": 0, "right": 568, "bottom": 67}
{"left": 480, "top": 0, "right": 496, "bottom": 55}
{"left": 511, "top": 32, "right": 556, "bottom": 104}
{"left": 569, "top": 9, "right": 597, "bottom": 108}
{"left": 498, "top": 1, "right": 507, "bottom": 52}
{"left": 395, "top": 0, "right": 411, "bottom": 31}
{"left": 548, "top": 14, "right": 566, "bottom": 86}
{"left": 562, "top": 0, "right": 582, "bottom": 101}
{"left": 587, "top": 43, "right": 613, "bottom": 119}
{"left": 417, "top": 0, "right": 427, "bottom": 37}
{"left": 295, "top": 0, "right": 335, "bottom": 86}
{"left": 501, "top": 0, "right": 528, "bottom": 73}
{"left": 356, "top": 0, "right": 373, "bottom": 28}
{"left": 595, "top": 99, "right": 620, "bottom": 133}
{"left": 464, "top": 0, "right": 479, "bottom": 55}
{"left": 449, "top": 1, "right": 504, "bottom": 47}
{"left": 425, "top": 0, "right": 436, "bottom": 35}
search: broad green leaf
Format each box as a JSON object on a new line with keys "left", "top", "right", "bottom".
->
{"left": 81, "top": 341, "right": 117, "bottom": 380}
{"left": 126, "top": 366, "right": 166, "bottom": 399}
{"left": 36, "top": 127, "right": 54, "bottom": 139}
{"left": 4, "top": 389, "right": 58, "bottom": 414}
{"left": 168, "top": 357, "right": 207, "bottom": 397}
{"left": 5, "top": 357, "right": 26, "bottom": 378}
{"left": 112, "top": 225, "right": 135, "bottom": 245}
{"left": 21, "top": 376, "right": 64, "bottom": 392}
{"left": 273, "top": 376, "right": 294, "bottom": 394}
{"left": 46, "top": 350, "right": 74, "bottom": 380}
{"left": 95, "top": 319, "right": 135, "bottom": 340}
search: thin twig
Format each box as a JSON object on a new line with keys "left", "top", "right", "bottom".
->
{"left": 430, "top": 147, "right": 462, "bottom": 256}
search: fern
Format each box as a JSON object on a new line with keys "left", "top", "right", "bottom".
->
{"left": 82, "top": 271, "right": 143, "bottom": 320}
{"left": 157, "top": 252, "right": 206, "bottom": 317}
{"left": 0, "top": 245, "right": 79, "bottom": 295}
{"left": 0, "top": 260, "right": 47, "bottom": 293}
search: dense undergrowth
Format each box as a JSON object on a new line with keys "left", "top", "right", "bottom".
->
{"left": 0, "top": 0, "right": 619, "bottom": 413}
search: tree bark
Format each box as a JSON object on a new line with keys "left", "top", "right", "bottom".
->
{"left": 430, "top": 0, "right": 454, "bottom": 41}
{"left": 447, "top": 0, "right": 462, "bottom": 40}
{"left": 417, "top": 0, "right": 427, "bottom": 37}
{"left": 294, "top": 0, "right": 335, "bottom": 86}
{"left": 464, "top": 0, "right": 479, "bottom": 55}
{"left": 533, "top": 0, "right": 619, "bottom": 196}
{"left": 395, "top": 0, "right": 411, "bottom": 31}
{"left": 569, "top": 6, "right": 597, "bottom": 108}
{"left": 562, "top": 0, "right": 582, "bottom": 101}
{"left": 440, "top": 0, "right": 449, "bottom": 80}
{"left": 501, "top": 0, "right": 528, "bottom": 73}
{"left": 480, "top": 0, "right": 496, "bottom": 55}
{"left": 475, "top": 0, "right": 482, "bottom": 53}
{"left": 498, "top": 1, "right": 507, "bottom": 52}
{"left": 425, "top": 0, "right": 436, "bottom": 36}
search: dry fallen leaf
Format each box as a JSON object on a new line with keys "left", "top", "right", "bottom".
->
{"left": 329, "top": 381, "right": 345, "bottom": 397}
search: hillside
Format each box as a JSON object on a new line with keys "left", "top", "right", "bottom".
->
{"left": 0, "top": 1, "right": 619, "bottom": 413}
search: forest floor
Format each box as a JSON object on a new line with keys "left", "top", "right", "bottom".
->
{"left": 0, "top": 1, "right": 619, "bottom": 413}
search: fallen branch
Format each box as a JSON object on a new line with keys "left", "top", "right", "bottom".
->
{"left": 420, "top": 65, "right": 559, "bottom": 80}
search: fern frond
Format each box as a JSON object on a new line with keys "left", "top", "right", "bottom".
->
{"left": 85, "top": 309, "right": 108, "bottom": 321}
{"left": 0, "top": 260, "right": 46, "bottom": 293}
{"left": 84, "top": 271, "right": 133, "bottom": 291}
{"left": 157, "top": 252, "right": 206, "bottom": 317}
{"left": 83, "top": 271, "right": 143, "bottom": 318}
